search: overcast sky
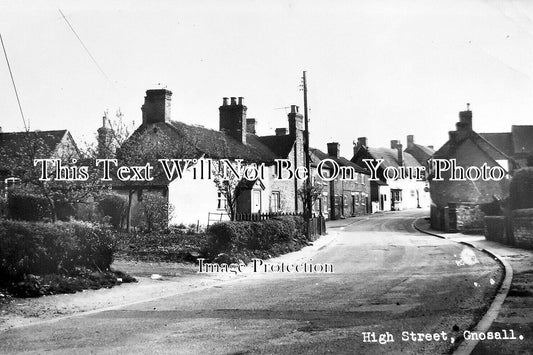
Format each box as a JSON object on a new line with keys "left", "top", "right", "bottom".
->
{"left": 1, "top": 0, "right": 532, "bottom": 157}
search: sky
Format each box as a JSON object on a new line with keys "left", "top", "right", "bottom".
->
{"left": 1, "top": 0, "right": 532, "bottom": 158}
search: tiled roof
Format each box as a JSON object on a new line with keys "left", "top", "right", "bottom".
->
{"left": 367, "top": 147, "right": 421, "bottom": 168}
{"left": 310, "top": 148, "right": 368, "bottom": 173}
{"left": 511, "top": 125, "right": 533, "bottom": 155}
{"left": 433, "top": 131, "right": 510, "bottom": 162}
{"left": 257, "top": 135, "right": 296, "bottom": 158}
{"left": 130, "top": 121, "right": 281, "bottom": 163}
{"left": 404, "top": 144, "right": 435, "bottom": 165}
{"left": 478, "top": 132, "right": 513, "bottom": 156}
{"left": 0, "top": 130, "right": 69, "bottom": 167}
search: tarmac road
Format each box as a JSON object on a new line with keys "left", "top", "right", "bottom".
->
{"left": 0, "top": 210, "right": 502, "bottom": 354}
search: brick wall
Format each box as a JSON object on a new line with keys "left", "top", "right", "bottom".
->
{"left": 453, "top": 203, "right": 485, "bottom": 233}
{"left": 430, "top": 139, "right": 509, "bottom": 210}
{"left": 484, "top": 216, "right": 507, "bottom": 243}
{"left": 512, "top": 208, "right": 533, "bottom": 249}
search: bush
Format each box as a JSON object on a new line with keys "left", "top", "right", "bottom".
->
{"left": 133, "top": 193, "right": 173, "bottom": 232}
{"left": 204, "top": 216, "right": 307, "bottom": 263}
{"left": 0, "top": 220, "right": 116, "bottom": 283}
{"left": 97, "top": 193, "right": 128, "bottom": 229}
{"left": 7, "top": 191, "right": 51, "bottom": 221}
{"left": 510, "top": 168, "right": 533, "bottom": 210}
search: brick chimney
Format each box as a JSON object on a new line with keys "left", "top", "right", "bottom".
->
{"left": 141, "top": 89, "right": 172, "bottom": 125}
{"left": 452, "top": 103, "right": 473, "bottom": 142}
{"left": 391, "top": 140, "right": 403, "bottom": 165}
{"left": 97, "top": 114, "right": 116, "bottom": 158}
{"left": 327, "top": 142, "right": 340, "bottom": 158}
{"left": 219, "top": 96, "right": 247, "bottom": 144}
{"left": 275, "top": 128, "right": 287, "bottom": 136}
{"left": 246, "top": 118, "right": 256, "bottom": 135}
{"left": 407, "top": 135, "right": 414, "bottom": 148}
{"left": 288, "top": 105, "right": 303, "bottom": 137}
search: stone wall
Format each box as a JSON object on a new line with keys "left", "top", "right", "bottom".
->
{"left": 452, "top": 203, "right": 485, "bottom": 233}
{"left": 512, "top": 208, "right": 533, "bottom": 249}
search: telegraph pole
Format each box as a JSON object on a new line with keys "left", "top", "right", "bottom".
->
{"left": 302, "top": 71, "right": 312, "bottom": 219}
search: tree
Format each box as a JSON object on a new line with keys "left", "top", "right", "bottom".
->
{"left": 97, "top": 111, "right": 197, "bottom": 230}
{"left": 0, "top": 131, "right": 103, "bottom": 222}
{"left": 297, "top": 180, "right": 324, "bottom": 217}
{"left": 212, "top": 168, "right": 243, "bottom": 221}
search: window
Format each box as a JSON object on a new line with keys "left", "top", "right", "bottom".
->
{"left": 270, "top": 191, "right": 281, "bottom": 212}
{"left": 217, "top": 192, "right": 227, "bottom": 210}
{"left": 4, "top": 177, "right": 21, "bottom": 190}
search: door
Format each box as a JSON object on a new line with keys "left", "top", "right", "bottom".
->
{"left": 252, "top": 189, "right": 261, "bottom": 213}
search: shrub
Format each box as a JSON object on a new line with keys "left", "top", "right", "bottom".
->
{"left": 135, "top": 193, "right": 173, "bottom": 232}
{"left": 7, "top": 191, "right": 51, "bottom": 221}
{"left": 97, "top": 193, "right": 128, "bottom": 229}
{"left": 205, "top": 216, "right": 307, "bottom": 263}
{"left": 0, "top": 220, "right": 116, "bottom": 283}
{"left": 510, "top": 168, "right": 533, "bottom": 210}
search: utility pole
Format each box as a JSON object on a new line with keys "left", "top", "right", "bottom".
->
{"left": 302, "top": 71, "right": 312, "bottom": 219}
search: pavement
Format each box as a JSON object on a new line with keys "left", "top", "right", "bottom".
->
{"left": 0, "top": 210, "right": 505, "bottom": 354}
{"left": 414, "top": 217, "right": 533, "bottom": 355}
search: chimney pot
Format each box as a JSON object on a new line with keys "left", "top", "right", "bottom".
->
{"left": 327, "top": 142, "right": 340, "bottom": 158}
{"left": 142, "top": 89, "right": 172, "bottom": 124}
{"left": 220, "top": 96, "right": 248, "bottom": 144}
{"left": 407, "top": 135, "right": 414, "bottom": 148}
{"left": 223, "top": 97, "right": 228, "bottom": 106}
{"left": 396, "top": 143, "right": 403, "bottom": 165}
{"left": 275, "top": 128, "right": 288, "bottom": 136}
{"left": 246, "top": 118, "right": 256, "bottom": 134}
{"left": 238, "top": 97, "right": 244, "bottom": 105}
{"left": 357, "top": 137, "right": 368, "bottom": 148}
{"left": 291, "top": 105, "right": 298, "bottom": 113}
{"left": 390, "top": 140, "right": 399, "bottom": 149}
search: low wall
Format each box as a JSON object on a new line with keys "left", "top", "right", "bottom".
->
{"left": 512, "top": 208, "right": 533, "bottom": 250}
{"left": 484, "top": 216, "right": 507, "bottom": 244}
{"left": 451, "top": 203, "right": 485, "bottom": 234}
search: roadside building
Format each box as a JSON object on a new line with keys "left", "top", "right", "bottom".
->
{"left": 115, "top": 89, "right": 307, "bottom": 226}
{"left": 429, "top": 106, "right": 515, "bottom": 232}
{"left": 351, "top": 137, "right": 431, "bottom": 213}
{"left": 310, "top": 143, "right": 371, "bottom": 220}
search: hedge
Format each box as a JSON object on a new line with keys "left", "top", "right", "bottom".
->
{"left": 0, "top": 220, "right": 116, "bottom": 283}
{"left": 7, "top": 191, "right": 51, "bottom": 221}
{"left": 510, "top": 167, "right": 533, "bottom": 210}
{"left": 205, "top": 215, "right": 307, "bottom": 262}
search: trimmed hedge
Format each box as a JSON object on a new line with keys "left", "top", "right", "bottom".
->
{"left": 7, "top": 191, "right": 51, "bottom": 221}
{"left": 0, "top": 220, "right": 116, "bottom": 283}
{"left": 205, "top": 216, "right": 308, "bottom": 263}
{"left": 510, "top": 168, "right": 533, "bottom": 210}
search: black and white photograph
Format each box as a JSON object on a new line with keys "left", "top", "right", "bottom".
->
{"left": 0, "top": 1, "right": 532, "bottom": 354}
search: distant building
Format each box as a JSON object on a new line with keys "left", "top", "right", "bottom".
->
{"left": 117, "top": 89, "right": 307, "bottom": 225}
{"left": 0, "top": 128, "right": 79, "bottom": 192}
{"left": 429, "top": 106, "right": 516, "bottom": 232}
{"left": 310, "top": 143, "right": 371, "bottom": 220}
{"left": 352, "top": 137, "right": 431, "bottom": 213}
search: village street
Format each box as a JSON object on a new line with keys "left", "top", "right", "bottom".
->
{"left": 0, "top": 210, "right": 502, "bottom": 354}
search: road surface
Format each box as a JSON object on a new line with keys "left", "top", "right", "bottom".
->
{"left": 0, "top": 210, "right": 502, "bottom": 354}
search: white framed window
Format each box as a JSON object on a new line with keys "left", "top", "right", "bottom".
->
{"left": 217, "top": 192, "right": 227, "bottom": 210}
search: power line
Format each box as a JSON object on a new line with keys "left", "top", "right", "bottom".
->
{"left": 1, "top": 33, "right": 29, "bottom": 131}
{"left": 59, "top": 8, "right": 111, "bottom": 83}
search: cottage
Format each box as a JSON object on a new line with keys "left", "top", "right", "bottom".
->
{"left": 429, "top": 106, "right": 515, "bottom": 232}
{"left": 0, "top": 128, "right": 79, "bottom": 192}
{"left": 114, "top": 89, "right": 307, "bottom": 226}
{"left": 351, "top": 137, "right": 431, "bottom": 212}
{"left": 310, "top": 143, "right": 371, "bottom": 220}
